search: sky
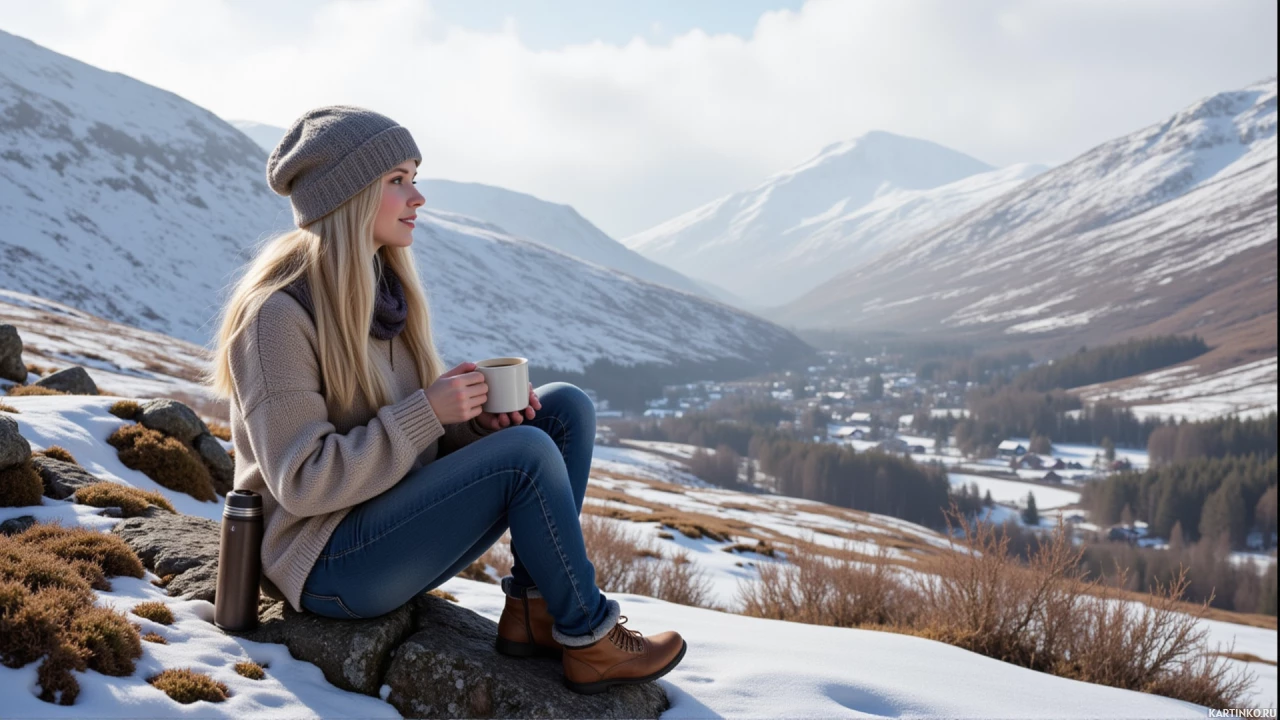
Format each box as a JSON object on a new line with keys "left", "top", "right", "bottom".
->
{"left": 0, "top": 0, "right": 1276, "bottom": 239}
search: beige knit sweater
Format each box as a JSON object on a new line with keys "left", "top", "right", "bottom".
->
{"left": 228, "top": 290, "right": 493, "bottom": 612}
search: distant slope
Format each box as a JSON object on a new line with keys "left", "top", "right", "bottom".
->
{"left": 623, "top": 131, "right": 1045, "bottom": 307}
{"left": 0, "top": 29, "right": 809, "bottom": 376}
{"left": 772, "top": 79, "right": 1278, "bottom": 362}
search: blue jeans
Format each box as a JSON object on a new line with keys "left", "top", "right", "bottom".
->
{"left": 300, "top": 382, "right": 620, "bottom": 646}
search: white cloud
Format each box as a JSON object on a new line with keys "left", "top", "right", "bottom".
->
{"left": 2, "top": 0, "right": 1276, "bottom": 238}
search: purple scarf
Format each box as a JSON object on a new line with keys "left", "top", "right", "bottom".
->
{"left": 281, "top": 257, "right": 408, "bottom": 340}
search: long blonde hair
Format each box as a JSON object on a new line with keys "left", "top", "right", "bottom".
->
{"left": 205, "top": 177, "right": 446, "bottom": 413}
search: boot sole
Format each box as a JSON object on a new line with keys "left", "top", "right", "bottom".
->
{"left": 495, "top": 636, "right": 564, "bottom": 660}
{"left": 563, "top": 639, "right": 688, "bottom": 695}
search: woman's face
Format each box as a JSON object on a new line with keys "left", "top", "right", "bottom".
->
{"left": 372, "top": 160, "right": 425, "bottom": 249}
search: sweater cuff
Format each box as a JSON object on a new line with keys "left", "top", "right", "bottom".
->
{"left": 390, "top": 388, "right": 445, "bottom": 449}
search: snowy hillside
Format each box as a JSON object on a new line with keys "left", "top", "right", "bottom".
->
{"left": 622, "top": 131, "right": 1045, "bottom": 307}
{"left": 774, "top": 79, "right": 1278, "bottom": 361}
{"left": 0, "top": 30, "right": 806, "bottom": 375}
{"left": 230, "top": 124, "right": 734, "bottom": 305}
{"left": 2, "top": 395, "right": 1272, "bottom": 716}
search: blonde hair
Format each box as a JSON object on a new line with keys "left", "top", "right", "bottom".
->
{"left": 204, "top": 177, "right": 446, "bottom": 413}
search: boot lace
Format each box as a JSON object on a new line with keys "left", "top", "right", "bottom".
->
{"left": 608, "top": 615, "right": 645, "bottom": 653}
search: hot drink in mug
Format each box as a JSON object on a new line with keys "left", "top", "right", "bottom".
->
{"left": 476, "top": 357, "right": 530, "bottom": 414}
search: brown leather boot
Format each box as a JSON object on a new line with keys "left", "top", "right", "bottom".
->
{"left": 495, "top": 592, "right": 563, "bottom": 659}
{"left": 561, "top": 615, "right": 687, "bottom": 695}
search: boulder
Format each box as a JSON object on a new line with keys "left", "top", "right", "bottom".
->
{"left": 34, "top": 366, "right": 98, "bottom": 395}
{"left": 0, "top": 415, "right": 31, "bottom": 469}
{"left": 112, "top": 512, "right": 221, "bottom": 602}
{"left": 32, "top": 455, "right": 100, "bottom": 500}
{"left": 112, "top": 513, "right": 670, "bottom": 718}
{"left": 194, "top": 433, "right": 234, "bottom": 496}
{"left": 137, "top": 398, "right": 208, "bottom": 445}
{"left": 0, "top": 324, "right": 25, "bottom": 383}
{"left": 385, "top": 593, "right": 668, "bottom": 719}
{"left": 0, "top": 514, "right": 36, "bottom": 535}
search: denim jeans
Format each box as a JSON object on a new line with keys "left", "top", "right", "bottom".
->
{"left": 300, "top": 382, "right": 620, "bottom": 646}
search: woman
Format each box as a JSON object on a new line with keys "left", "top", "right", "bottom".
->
{"left": 205, "top": 106, "right": 685, "bottom": 694}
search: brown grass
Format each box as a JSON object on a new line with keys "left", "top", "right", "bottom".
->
{"left": 132, "top": 601, "right": 174, "bottom": 625}
{"left": 0, "top": 523, "right": 146, "bottom": 705}
{"left": 147, "top": 668, "right": 229, "bottom": 703}
{"left": 722, "top": 540, "right": 777, "bottom": 558}
{"left": 106, "top": 423, "right": 215, "bottom": 502}
{"left": 427, "top": 588, "right": 459, "bottom": 603}
{"left": 0, "top": 401, "right": 18, "bottom": 413}
{"left": 142, "top": 632, "right": 168, "bottom": 644}
{"left": 108, "top": 400, "right": 141, "bottom": 420}
{"left": 234, "top": 660, "right": 265, "bottom": 680}
{"left": 34, "top": 445, "right": 78, "bottom": 464}
{"left": 75, "top": 482, "right": 176, "bottom": 517}
{"left": 6, "top": 385, "right": 68, "bottom": 397}
{"left": 737, "top": 541, "right": 906, "bottom": 627}
{"left": 206, "top": 422, "right": 231, "bottom": 442}
{"left": 0, "top": 460, "right": 43, "bottom": 507}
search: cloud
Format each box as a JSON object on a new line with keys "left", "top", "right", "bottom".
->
{"left": 3, "top": 0, "right": 1276, "bottom": 237}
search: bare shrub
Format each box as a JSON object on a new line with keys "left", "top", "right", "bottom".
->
{"left": 737, "top": 541, "right": 906, "bottom": 627}
{"left": 6, "top": 386, "right": 67, "bottom": 397}
{"left": 234, "top": 661, "right": 265, "bottom": 680}
{"left": 132, "top": 601, "right": 174, "bottom": 625}
{"left": 142, "top": 632, "right": 167, "bottom": 644}
{"left": 580, "top": 514, "right": 715, "bottom": 607}
{"left": 0, "top": 401, "right": 18, "bottom": 413}
{"left": 108, "top": 400, "right": 140, "bottom": 420}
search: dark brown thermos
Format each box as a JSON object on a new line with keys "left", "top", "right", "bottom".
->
{"left": 214, "top": 489, "right": 263, "bottom": 632}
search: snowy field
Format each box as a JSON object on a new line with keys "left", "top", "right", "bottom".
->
{"left": 1076, "top": 357, "right": 1278, "bottom": 422}
{"left": 948, "top": 473, "right": 1082, "bottom": 510}
{"left": 2, "top": 394, "right": 1275, "bottom": 716}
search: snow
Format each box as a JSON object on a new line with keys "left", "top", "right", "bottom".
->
{"left": 1076, "top": 357, "right": 1278, "bottom": 422}
{"left": 948, "top": 473, "right": 1082, "bottom": 510}
{"left": 1, "top": 395, "right": 1272, "bottom": 716}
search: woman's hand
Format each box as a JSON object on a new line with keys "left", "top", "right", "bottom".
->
{"left": 475, "top": 382, "right": 541, "bottom": 432}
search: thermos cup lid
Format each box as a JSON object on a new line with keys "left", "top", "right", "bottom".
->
{"left": 224, "top": 489, "right": 262, "bottom": 518}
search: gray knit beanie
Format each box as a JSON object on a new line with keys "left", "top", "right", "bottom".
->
{"left": 266, "top": 105, "right": 421, "bottom": 228}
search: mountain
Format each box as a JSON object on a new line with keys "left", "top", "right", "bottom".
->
{"left": 0, "top": 29, "right": 808, "bottom": 376}
{"left": 622, "top": 131, "right": 1045, "bottom": 307}
{"left": 230, "top": 122, "right": 736, "bottom": 305}
{"left": 771, "top": 79, "right": 1278, "bottom": 364}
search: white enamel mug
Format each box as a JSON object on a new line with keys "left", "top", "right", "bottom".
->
{"left": 476, "top": 357, "right": 530, "bottom": 414}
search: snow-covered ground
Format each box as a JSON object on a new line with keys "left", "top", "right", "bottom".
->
{"left": 1076, "top": 357, "right": 1279, "bottom": 422}
{"left": 948, "top": 473, "right": 1082, "bottom": 510}
{"left": 2, "top": 395, "right": 1274, "bottom": 715}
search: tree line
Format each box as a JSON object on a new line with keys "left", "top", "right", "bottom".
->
{"left": 1011, "top": 335, "right": 1209, "bottom": 392}
{"left": 1148, "top": 413, "right": 1278, "bottom": 465}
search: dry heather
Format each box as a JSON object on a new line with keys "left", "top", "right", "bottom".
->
{"left": 428, "top": 588, "right": 459, "bottom": 603}
{"left": 142, "top": 632, "right": 168, "bottom": 644}
{"left": 75, "top": 482, "right": 176, "bottom": 517}
{"left": 234, "top": 661, "right": 266, "bottom": 680}
{"left": 106, "top": 423, "right": 215, "bottom": 502}
{"left": 0, "top": 459, "right": 43, "bottom": 507}
{"left": 0, "top": 523, "right": 145, "bottom": 705}
{"left": 6, "top": 385, "right": 68, "bottom": 397}
{"left": 34, "top": 445, "right": 78, "bottom": 464}
{"left": 131, "top": 601, "right": 174, "bottom": 625}
{"left": 0, "top": 401, "right": 18, "bottom": 413}
{"left": 108, "top": 400, "right": 141, "bottom": 420}
{"left": 147, "top": 668, "right": 229, "bottom": 703}
{"left": 206, "top": 422, "right": 231, "bottom": 442}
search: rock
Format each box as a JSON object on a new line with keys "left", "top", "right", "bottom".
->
{"left": 0, "top": 515, "right": 36, "bottom": 535}
{"left": 112, "top": 512, "right": 221, "bottom": 602}
{"left": 0, "top": 415, "right": 32, "bottom": 469}
{"left": 112, "top": 513, "right": 672, "bottom": 717}
{"left": 137, "top": 398, "right": 208, "bottom": 445}
{"left": 31, "top": 455, "right": 101, "bottom": 500}
{"left": 384, "top": 594, "right": 669, "bottom": 719}
{"left": 194, "top": 433, "right": 234, "bottom": 496}
{"left": 34, "top": 366, "right": 98, "bottom": 395}
{"left": 100, "top": 506, "right": 124, "bottom": 518}
{"left": 235, "top": 601, "right": 414, "bottom": 696}
{"left": 0, "top": 325, "right": 25, "bottom": 383}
